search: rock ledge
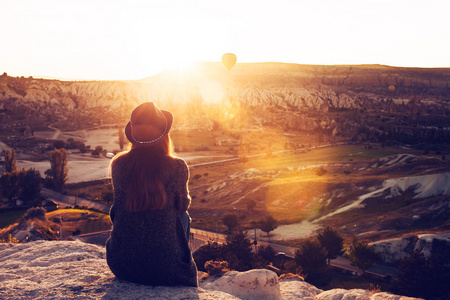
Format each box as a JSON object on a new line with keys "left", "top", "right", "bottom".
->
{"left": 0, "top": 241, "right": 420, "bottom": 299}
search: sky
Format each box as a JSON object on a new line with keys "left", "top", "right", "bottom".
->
{"left": 1, "top": 0, "right": 449, "bottom": 80}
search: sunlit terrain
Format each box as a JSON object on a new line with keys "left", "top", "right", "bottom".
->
{"left": 1, "top": 63, "right": 449, "bottom": 245}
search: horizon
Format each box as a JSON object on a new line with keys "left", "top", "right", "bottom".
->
{"left": 5, "top": 61, "right": 450, "bottom": 82}
{"left": 1, "top": 0, "right": 449, "bottom": 81}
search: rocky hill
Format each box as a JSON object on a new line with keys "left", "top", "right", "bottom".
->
{"left": 0, "top": 241, "right": 420, "bottom": 299}
{"left": 1, "top": 64, "right": 449, "bottom": 135}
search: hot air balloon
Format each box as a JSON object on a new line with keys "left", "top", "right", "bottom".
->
{"left": 388, "top": 85, "right": 395, "bottom": 92}
{"left": 222, "top": 53, "right": 237, "bottom": 70}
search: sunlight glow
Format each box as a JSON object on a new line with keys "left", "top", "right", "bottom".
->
{"left": 1, "top": 0, "right": 449, "bottom": 79}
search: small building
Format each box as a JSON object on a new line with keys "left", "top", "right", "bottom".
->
{"left": 42, "top": 200, "right": 59, "bottom": 212}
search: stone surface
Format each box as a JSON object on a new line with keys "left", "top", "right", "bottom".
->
{"left": 0, "top": 241, "right": 237, "bottom": 299}
{"left": 0, "top": 241, "right": 422, "bottom": 299}
{"left": 316, "top": 288, "right": 418, "bottom": 300}
{"left": 200, "top": 269, "right": 281, "bottom": 300}
{"left": 278, "top": 277, "right": 322, "bottom": 300}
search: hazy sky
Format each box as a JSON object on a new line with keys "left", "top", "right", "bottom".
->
{"left": 1, "top": 0, "right": 449, "bottom": 80}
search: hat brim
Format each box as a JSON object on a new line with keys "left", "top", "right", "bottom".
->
{"left": 125, "top": 110, "right": 173, "bottom": 145}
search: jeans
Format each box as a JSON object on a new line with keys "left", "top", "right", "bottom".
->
{"left": 180, "top": 211, "right": 191, "bottom": 242}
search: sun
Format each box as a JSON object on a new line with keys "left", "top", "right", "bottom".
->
{"left": 165, "top": 59, "right": 196, "bottom": 73}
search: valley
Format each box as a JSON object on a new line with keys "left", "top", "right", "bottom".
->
{"left": 1, "top": 63, "right": 449, "bottom": 262}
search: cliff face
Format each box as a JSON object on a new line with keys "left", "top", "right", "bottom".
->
{"left": 0, "top": 241, "right": 421, "bottom": 300}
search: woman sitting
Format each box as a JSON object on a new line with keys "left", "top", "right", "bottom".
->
{"left": 106, "top": 102, "right": 198, "bottom": 287}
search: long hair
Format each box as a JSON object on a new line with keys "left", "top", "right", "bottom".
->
{"left": 111, "top": 135, "right": 174, "bottom": 212}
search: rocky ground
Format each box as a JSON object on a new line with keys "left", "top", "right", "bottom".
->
{"left": 0, "top": 241, "right": 421, "bottom": 299}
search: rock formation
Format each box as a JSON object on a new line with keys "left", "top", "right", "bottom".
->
{"left": 370, "top": 232, "right": 450, "bottom": 263}
{"left": 1, "top": 63, "right": 449, "bottom": 118}
{"left": 0, "top": 241, "right": 421, "bottom": 299}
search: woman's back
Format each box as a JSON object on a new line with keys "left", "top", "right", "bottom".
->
{"left": 106, "top": 154, "right": 198, "bottom": 286}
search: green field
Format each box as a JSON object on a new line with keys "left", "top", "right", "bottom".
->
{"left": 46, "top": 209, "right": 111, "bottom": 235}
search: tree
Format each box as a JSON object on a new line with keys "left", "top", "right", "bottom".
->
{"left": 394, "top": 241, "right": 450, "bottom": 300}
{"left": 258, "top": 215, "right": 278, "bottom": 239}
{"left": 222, "top": 212, "right": 239, "bottom": 233}
{"left": 347, "top": 237, "right": 379, "bottom": 274}
{"left": 49, "top": 148, "right": 68, "bottom": 191}
{"left": 79, "top": 146, "right": 88, "bottom": 155}
{"left": 95, "top": 145, "right": 103, "bottom": 153}
{"left": 257, "top": 244, "right": 277, "bottom": 263}
{"left": 294, "top": 238, "right": 329, "bottom": 285}
{"left": 0, "top": 170, "right": 21, "bottom": 205}
{"left": 19, "top": 168, "right": 42, "bottom": 203}
{"left": 223, "top": 231, "right": 254, "bottom": 271}
{"left": 428, "top": 239, "right": 450, "bottom": 299}
{"left": 0, "top": 168, "right": 41, "bottom": 204}
{"left": 394, "top": 250, "right": 433, "bottom": 299}
{"left": 53, "top": 140, "right": 66, "bottom": 149}
{"left": 118, "top": 128, "right": 125, "bottom": 151}
{"left": 316, "top": 226, "right": 343, "bottom": 265}
{"left": 4, "top": 149, "right": 16, "bottom": 173}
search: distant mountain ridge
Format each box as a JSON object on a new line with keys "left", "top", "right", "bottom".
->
{"left": 2, "top": 63, "right": 449, "bottom": 107}
{"left": 1, "top": 63, "right": 449, "bottom": 131}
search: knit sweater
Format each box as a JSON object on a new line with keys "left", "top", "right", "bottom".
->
{"left": 106, "top": 155, "right": 198, "bottom": 287}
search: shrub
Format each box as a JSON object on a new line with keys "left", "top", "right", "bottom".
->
{"left": 192, "top": 174, "right": 202, "bottom": 180}
{"left": 280, "top": 260, "right": 299, "bottom": 274}
{"left": 240, "top": 156, "right": 249, "bottom": 164}
{"left": 193, "top": 240, "right": 224, "bottom": 272}
{"left": 194, "top": 144, "right": 211, "bottom": 151}
{"left": 279, "top": 273, "right": 304, "bottom": 281}
{"left": 204, "top": 260, "right": 230, "bottom": 276}
{"left": 24, "top": 207, "right": 47, "bottom": 221}
{"left": 257, "top": 244, "right": 277, "bottom": 263}
{"left": 101, "top": 185, "right": 113, "bottom": 204}
{"left": 315, "top": 167, "right": 327, "bottom": 176}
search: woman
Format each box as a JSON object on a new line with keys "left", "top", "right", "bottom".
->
{"left": 106, "top": 102, "right": 198, "bottom": 287}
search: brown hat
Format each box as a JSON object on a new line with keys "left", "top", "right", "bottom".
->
{"left": 125, "top": 102, "right": 173, "bottom": 145}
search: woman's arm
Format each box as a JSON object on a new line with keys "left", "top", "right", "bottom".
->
{"left": 176, "top": 159, "right": 192, "bottom": 212}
